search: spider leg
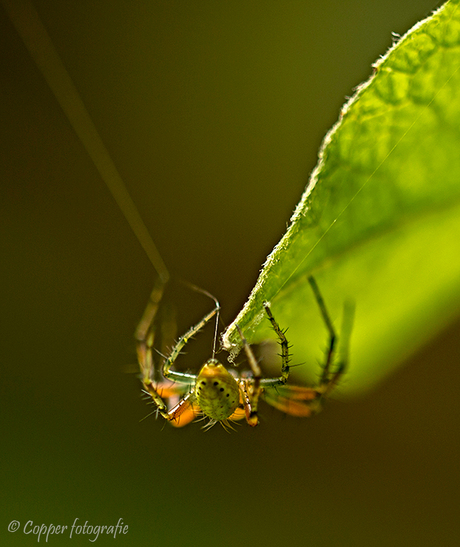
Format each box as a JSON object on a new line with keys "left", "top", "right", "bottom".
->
{"left": 134, "top": 277, "right": 200, "bottom": 426}
{"left": 262, "top": 385, "right": 318, "bottom": 417}
{"left": 258, "top": 304, "right": 321, "bottom": 416}
{"left": 262, "top": 302, "right": 291, "bottom": 384}
{"left": 162, "top": 292, "right": 221, "bottom": 382}
{"left": 261, "top": 279, "right": 353, "bottom": 417}
{"left": 166, "top": 391, "right": 200, "bottom": 427}
{"left": 134, "top": 277, "right": 170, "bottom": 418}
{"left": 235, "top": 324, "right": 261, "bottom": 426}
{"left": 143, "top": 381, "right": 200, "bottom": 427}
{"left": 308, "top": 276, "right": 337, "bottom": 386}
{"left": 135, "top": 277, "right": 165, "bottom": 378}
{"left": 321, "top": 296, "right": 354, "bottom": 398}
{"left": 308, "top": 276, "right": 354, "bottom": 401}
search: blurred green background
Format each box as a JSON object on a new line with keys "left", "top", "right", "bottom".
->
{"left": 1, "top": 1, "right": 459, "bottom": 545}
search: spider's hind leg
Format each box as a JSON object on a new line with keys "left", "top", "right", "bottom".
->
{"left": 134, "top": 277, "right": 171, "bottom": 420}
{"left": 308, "top": 276, "right": 354, "bottom": 396}
{"left": 135, "top": 276, "right": 166, "bottom": 383}
{"left": 135, "top": 278, "right": 198, "bottom": 427}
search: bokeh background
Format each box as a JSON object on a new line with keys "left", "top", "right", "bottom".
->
{"left": 2, "top": 1, "right": 459, "bottom": 545}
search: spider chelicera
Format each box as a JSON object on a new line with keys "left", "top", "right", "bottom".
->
{"left": 135, "top": 276, "right": 352, "bottom": 430}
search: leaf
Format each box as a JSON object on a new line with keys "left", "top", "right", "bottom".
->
{"left": 222, "top": 0, "right": 460, "bottom": 396}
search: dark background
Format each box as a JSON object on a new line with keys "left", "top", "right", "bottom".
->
{"left": 2, "top": 1, "right": 459, "bottom": 546}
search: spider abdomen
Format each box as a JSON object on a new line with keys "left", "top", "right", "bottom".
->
{"left": 195, "top": 359, "right": 240, "bottom": 421}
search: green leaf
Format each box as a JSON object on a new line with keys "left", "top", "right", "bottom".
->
{"left": 222, "top": 0, "right": 460, "bottom": 396}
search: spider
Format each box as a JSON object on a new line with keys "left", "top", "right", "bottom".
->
{"left": 135, "top": 276, "right": 352, "bottom": 429}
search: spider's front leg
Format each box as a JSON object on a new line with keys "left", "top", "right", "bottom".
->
{"left": 161, "top": 287, "right": 221, "bottom": 381}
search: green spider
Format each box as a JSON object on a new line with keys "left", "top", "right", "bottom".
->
{"left": 135, "top": 277, "right": 352, "bottom": 430}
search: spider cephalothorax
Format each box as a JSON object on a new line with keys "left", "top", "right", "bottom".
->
{"left": 194, "top": 360, "right": 240, "bottom": 422}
